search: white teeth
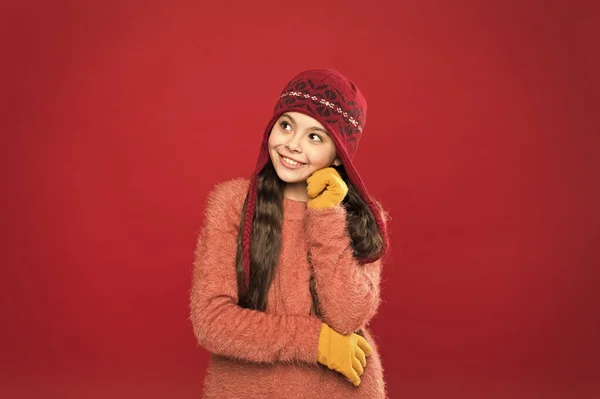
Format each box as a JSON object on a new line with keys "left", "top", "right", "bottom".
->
{"left": 282, "top": 156, "right": 302, "bottom": 166}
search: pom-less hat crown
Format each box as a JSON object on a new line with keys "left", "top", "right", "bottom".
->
{"left": 242, "top": 69, "right": 389, "bottom": 285}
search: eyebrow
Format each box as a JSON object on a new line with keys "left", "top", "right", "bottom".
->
{"left": 281, "top": 113, "right": 330, "bottom": 136}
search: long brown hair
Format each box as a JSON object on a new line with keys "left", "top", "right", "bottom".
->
{"left": 235, "top": 161, "right": 384, "bottom": 316}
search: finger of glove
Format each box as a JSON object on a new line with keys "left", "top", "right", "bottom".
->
{"left": 306, "top": 176, "right": 329, "bottom": 199}
{"left": 345, "top": 367, "right": 361, "bottom": 387}
{"left": 352, "top": 356, "right": 364, "bottom": 377}
{"left": 308, "top": 177, "right": 346, "bottom": 202}
{"left": 356, "top": 335, "right": 373, "bottom": 357}
{"left": 354, "top": 344, "right": 367, "bottom": 368}
{"left": 306, "top": 168, "right": 341, "bottom": 198}
{"left": 328, "top": 175, "right": 348, "bottom": 196}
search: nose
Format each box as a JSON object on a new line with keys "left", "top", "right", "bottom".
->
{"left": 285, "top": 133, "right": 302, "bottom": 153}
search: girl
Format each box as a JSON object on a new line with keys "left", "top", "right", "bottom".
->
{"left": 190, "top": 69, "right": 390, "bottom": 398}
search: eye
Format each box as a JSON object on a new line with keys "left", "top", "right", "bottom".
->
{"left": 280, "top": 121, "right": 292, "bottom": 131}
{"left": 309, "top": 133, "right": 323, "bottom": 142}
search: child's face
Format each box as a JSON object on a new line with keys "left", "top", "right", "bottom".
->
{"left": 268, "top": 112, "right": 341, "bottom": 185}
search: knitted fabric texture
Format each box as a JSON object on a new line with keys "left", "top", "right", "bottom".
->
{"left": 191, "top": 179, "right": 387, "bottom": 398}
{"left": 242, "top": 69, "right": 390, "bottom": 286}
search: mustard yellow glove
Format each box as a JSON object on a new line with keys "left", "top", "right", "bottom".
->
{"left": 317, "top": 323, "right": 373, "bottom": 387}
{"left": 306, "top": 167, "right": 349, "bottom": 209}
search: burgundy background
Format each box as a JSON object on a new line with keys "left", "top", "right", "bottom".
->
{"left": 1, "top": 1, "right": 598, "bottom": 397}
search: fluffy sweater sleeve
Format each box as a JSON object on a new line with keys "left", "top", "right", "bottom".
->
{"left": 190, "top": 179, "right": 323, "bottom": 364}
{"left": 305, "top": 205, "right": 384, "bottom": 335}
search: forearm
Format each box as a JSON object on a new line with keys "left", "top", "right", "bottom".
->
{"left": 306, "top": 207, "right": 382, "bottom": 335}
{"left": 191, "top": 280, "right": 322, "bottom": 363}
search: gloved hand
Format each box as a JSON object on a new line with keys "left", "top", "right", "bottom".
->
{"left": 307, "top": 167, "right": 348, "bottom": 209}
{"left": 317, "top": 322, "right": 373, "bottom": 387}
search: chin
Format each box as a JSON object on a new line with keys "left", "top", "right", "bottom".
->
{"left": 274, "top": 168, "right": 310, "bottom": 184}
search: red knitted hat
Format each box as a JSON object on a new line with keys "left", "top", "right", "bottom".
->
{"left": 242, "top": 69, "right": 389, "bottom": 285}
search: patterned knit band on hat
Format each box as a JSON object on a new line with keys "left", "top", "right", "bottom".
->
{"left": 242, "top": 69, "right": 389, "bottom": 286}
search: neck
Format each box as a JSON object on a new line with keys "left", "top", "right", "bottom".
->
{"left": 284, "top": 182, "right": 308, "bottom": 202}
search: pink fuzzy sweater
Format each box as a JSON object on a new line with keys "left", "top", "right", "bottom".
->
{"left": 190, "top": 179, "right": 387, "bottom": 398}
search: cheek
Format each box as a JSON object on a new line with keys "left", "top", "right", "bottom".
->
{"left": 307, "top": 146, "right": 337, "bottom": 168}
{"left": 267, "top": 131, "right": 279, "bottom": 149}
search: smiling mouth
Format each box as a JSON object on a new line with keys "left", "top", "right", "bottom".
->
{"left": 279, "top": 154, "right": 306, "bottom": 167}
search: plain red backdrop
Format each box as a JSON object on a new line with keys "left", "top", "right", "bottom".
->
{"left": 1, "top": 0, "right": 598, "bottom": 398}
